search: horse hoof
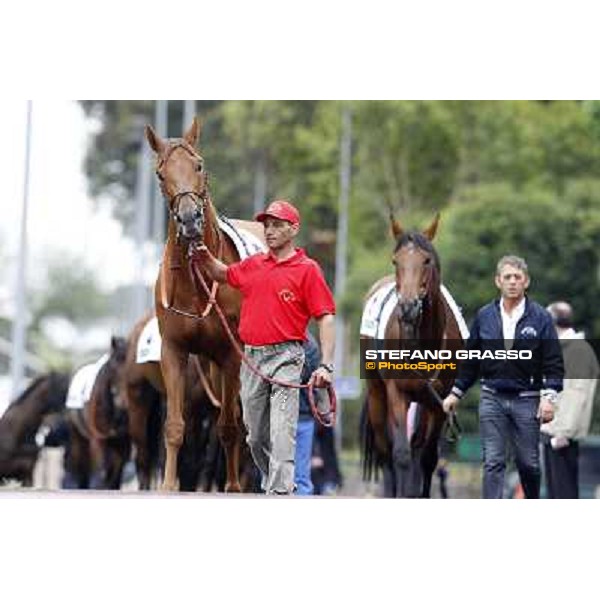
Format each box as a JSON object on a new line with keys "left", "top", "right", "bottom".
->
{"left": 160, "top": 482, "right": 179, "bottom": 492}
{"left": 225, "top": 483, "right": 242, "bottom": 493}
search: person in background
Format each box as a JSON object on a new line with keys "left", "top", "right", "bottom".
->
{"left": 542, "top": 301, "right": 599, "bottom": 499}
{"left": 442, "top": 255, "right": 564, "bottom": 499}
{"left": 294, "top": 332, "right": 321, "bottom": 495}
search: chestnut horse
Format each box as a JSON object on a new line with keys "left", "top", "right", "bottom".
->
{"left": 119, "top": 311, "right": 217, "bottom": 491}
{"left": 145, "top": 117, "right": 265, "bottom": 491}
{"left": 362, "top": 214, "right": 465, "bottom": 497}
{"left": 0, "top": 372, "right": 69, "bottom": 485}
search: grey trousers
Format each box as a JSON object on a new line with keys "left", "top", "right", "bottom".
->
{"left": 240, "top": 341, "right": 305, "bottom": 494}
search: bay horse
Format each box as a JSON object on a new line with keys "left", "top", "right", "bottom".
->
{"left": 145, "top": 117, "right": 265, "bottom": 491}
{"left": 85, "top": 336, "right": 131, "bottom": 489}
{"left": 361, "top": 213, "right": 465, "bottom": 497}
{"left": 0, "top": 372, "right": 69, "bottom": 485}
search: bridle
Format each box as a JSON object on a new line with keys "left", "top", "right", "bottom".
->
{"left": 394, "top": 248, "right": 435, "bottom": 332}
{"left": 157, "top": 139, "right": 223, "bottom": 322}
{"left": 156, "top": 140, "right": 210, "bottom": 241}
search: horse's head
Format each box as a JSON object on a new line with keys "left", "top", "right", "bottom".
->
{"left": 145, "top": 117, "right": 209, "bottom": 243}
{"left": 390, "top": 213, "right": 441, "bottom": 337}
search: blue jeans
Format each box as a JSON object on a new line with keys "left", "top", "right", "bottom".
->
{"left": 294, "top": 418, "right": 315, "bottom": 495}
{"left": 479, "top": 390, "right": 541, "bottom": 499}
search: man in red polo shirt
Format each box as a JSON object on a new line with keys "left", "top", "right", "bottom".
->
{"left": 194, "top": 199, "right": 336, "bottom": 494}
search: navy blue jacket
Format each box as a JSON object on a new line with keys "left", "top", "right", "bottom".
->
{"left": 453, "top": 297, "right": 564, "bottom": 397}
{"left": 299, "top": 333, "right": 321, "bottom": 420}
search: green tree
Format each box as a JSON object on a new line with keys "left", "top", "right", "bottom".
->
{"left": 31, "top": 253, "right": 111, "bottom": 328}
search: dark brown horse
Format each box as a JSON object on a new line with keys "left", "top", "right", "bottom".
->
{"left": 0, "top": 372, "right": 69, "bottom": 485}
{"left": 85, "top": 336, "right": 131, "bottom": 489}
{"left": 362, "top": 214, "right": 464, "bottom": 497}
{"left": 146, "top": 117, "right": 265, "bottom": 491}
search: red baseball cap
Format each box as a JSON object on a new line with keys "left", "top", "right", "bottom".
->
{"left": 255, "top": 199, "right": 300, "bottom": 226}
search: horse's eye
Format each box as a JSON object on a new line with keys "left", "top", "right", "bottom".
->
{"left": 196, "top": 162, "right": 203, "bottom": 173}
{"left": 424, "top": 257, "right": 431, "bottom": 265}
{"left": 156, "top": 171, "right": 165, "bottom": 182}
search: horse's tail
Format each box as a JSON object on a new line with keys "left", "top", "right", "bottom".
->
{"left": 360, "top": 398, "right": 379, "bottom": 483}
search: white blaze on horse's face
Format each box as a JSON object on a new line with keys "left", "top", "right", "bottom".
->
{"left": 156, "top": 144, "right": 208, "bottom": 242}
{"left": 161, "top": 146, "right": 206, "bottom": 200}
{"left": 393, "top": 243, "right": 431, "bottom": 303}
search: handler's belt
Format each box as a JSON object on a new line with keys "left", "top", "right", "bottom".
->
{"left": 481, "top": 384, "right": 540, "bottom": 398}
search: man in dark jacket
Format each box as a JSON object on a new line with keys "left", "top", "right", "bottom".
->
{"left": 442, "top": 255, "right": 563, "bottom": 498}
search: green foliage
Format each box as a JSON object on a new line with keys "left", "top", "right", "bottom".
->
{"left": 31, "top": 253, "right": 111, "bottom": 328}
{"left": 437, "top": 184, "right": 600, "bottom": 339}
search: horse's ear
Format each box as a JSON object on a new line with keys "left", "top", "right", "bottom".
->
{"left": 422, "top": 212, "right": 441, "bottom": 241}
{"left": 389, "top": 211, "right": 404, "bottom": 239}
{"left": 183, "top": 116, "right": 201, "bottom": 147}
{"left": 145, "top": 125, "right": 165, "bottom": 154}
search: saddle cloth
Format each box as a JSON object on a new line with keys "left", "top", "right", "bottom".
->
{"left": 136, "top": 317, "right": 161, "bottom": 364}
{"left": 360, "top": 281, "right": 470, "bottom": 340}
{"left": 137, "top": 219, "right": 267, "bottom": 364}
{"left": 66, "top": 353, "right": 109, "bottom": 409}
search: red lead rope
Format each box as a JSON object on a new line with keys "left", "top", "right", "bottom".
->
{"left": 189, "top": 255, "right": 337, "bottom": 428}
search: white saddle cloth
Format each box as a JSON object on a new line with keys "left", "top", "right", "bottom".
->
{"left": 66, "top": 353, "right": 109, "bottom": 409}
{"left": 136, "top": 317, "right": 161, "bottom": 364}
{"left": 217, "top": 217, "right": 266, "bottom": 260}
{"left": 360, "top": 281, "right": 470, "bottom": 340}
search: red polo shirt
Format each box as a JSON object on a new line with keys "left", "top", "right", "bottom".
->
{"left": 226, "top": 248, "right": 336, "bottom": 345}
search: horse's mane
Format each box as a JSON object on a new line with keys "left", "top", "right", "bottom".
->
{"left": 6, "top": 375, "right": 49, "bottom": 410}
{"left": 394, "top": 231, "right": 441, "bottom": 273}
{"left": 95, "top": 361, "right": 116, "bottom": 414}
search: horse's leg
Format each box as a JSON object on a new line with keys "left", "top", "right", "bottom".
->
{"left": 366, "top": 378, "right": 396, "bottom": 497}
{"left": 200, "top": 420, "right": 220, "bottom": 492}
{"left": 406, "top": 403, "right": 425, "bottom": 498}
{"left": 381, "top": 463, "right": 396, "bottom": 498}
{"left": 160, "top": 341, "right": 188, "bottom": 491}
{"left": 384, "top": 380, "right": 411, "bottom": 498}
{"left": 127, "top": 383, "right": 152, "bottom": 490}
{"left": 103, "top": 440, "right": 126, "bottom": 490}
{"left": 419, "top": 407, "right": 445, "bottom": 498}
{"left": 66, "top": 419, "right": 90, "bottom": 489}
{"left": 177, "top": 399, "right": 205, "bottom": 492}
{"left": 216, "top": 358, "right": 241, "bottom": 493}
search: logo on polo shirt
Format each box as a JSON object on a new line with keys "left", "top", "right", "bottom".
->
{"left": 279, "top": 289, "right": 296, "bottom": 303}
{"left": 520, "top": 326, "right": 538, "bottom": 338}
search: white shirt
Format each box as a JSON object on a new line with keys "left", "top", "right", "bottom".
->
{"left": 500, "top": 297, "right": 525, "bottom": 349}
